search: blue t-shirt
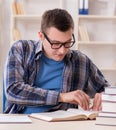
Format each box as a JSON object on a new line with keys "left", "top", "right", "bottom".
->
{"left": 24, "top": 54, "right": 64, "bottom": 114}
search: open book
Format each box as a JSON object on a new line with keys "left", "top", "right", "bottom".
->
{"left": 29, "top": 108, "right": 98, "bottom": 122}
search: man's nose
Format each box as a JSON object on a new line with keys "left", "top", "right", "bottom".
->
{"left": 58, "top": 45, "right": 66, "bottom": 53}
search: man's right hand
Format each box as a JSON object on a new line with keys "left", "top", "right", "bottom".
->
{"left": 59, "top": 90, "right": 90, "bottom": 110}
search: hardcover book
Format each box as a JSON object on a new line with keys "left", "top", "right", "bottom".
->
{"left": 96, "top": 112, "right": 116, "bottom": 126}
{"left": 105, "top": 86, "right": 116, "bottom": 94}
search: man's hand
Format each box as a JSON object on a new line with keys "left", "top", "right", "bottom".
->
{"left": 91, "top": 93, "right": 102, "bottom": 111}
{"left": 59, "top": 90, "right": 90, "bottom": 110}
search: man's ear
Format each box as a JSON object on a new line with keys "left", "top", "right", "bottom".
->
{"left": 38, "top": 32, "right": 44, "bottom": 41}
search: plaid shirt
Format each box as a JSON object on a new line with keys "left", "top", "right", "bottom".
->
{"left": 4, "top": 40, "right": 110, "bottom": 113}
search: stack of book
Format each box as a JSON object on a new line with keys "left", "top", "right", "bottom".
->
{"left": 95, "top": 86, "right": 116, "bottom": 126}
{"left": 12, "top": 0, "right": 25, "bottom": 15}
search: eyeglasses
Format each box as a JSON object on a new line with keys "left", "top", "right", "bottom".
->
{"left": 43, "top": 32, "right": 75, "bottom": 49}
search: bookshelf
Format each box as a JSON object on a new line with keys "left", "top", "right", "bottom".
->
{"left": 77, "top": 0, "right": 116, "bottom": 86}
{"left": 10, "top": 0, "right": 65, "bottom": 44}
{"left": 10, "top": 0, "right": 116, "bottom": 85}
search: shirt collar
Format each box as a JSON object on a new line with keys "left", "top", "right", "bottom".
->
{"left": 35, "top": 40, "right": 43, "bottom": 60}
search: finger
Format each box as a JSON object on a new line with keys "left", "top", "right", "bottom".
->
{"left": 76, "top": 91, "right": 90, "bottom": 110}
{"left": 81, "top": 91, "right": 90, "bottom": 110}
{"left": 93, "top": 93, "right": 102, "bottom": 111}
{"left": 82, "top": 93, "right": 90, "bottom": 110}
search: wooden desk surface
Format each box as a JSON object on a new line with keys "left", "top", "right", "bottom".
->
{"left": 0, "top": 117, "right": 116, "bottom": 130}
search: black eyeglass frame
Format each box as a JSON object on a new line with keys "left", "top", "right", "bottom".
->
{"left": 43, "top": 32, "right": 75, "bottom": 49}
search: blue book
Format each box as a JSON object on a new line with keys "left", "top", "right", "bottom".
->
{"left": 79, "top": 0, "right": 84, "bottom": 14}
{"left": 83, "top": 0, "right": 89, "bottom": 14}
{"left": 78, "top": 0, "right": 89, "bottom": 15}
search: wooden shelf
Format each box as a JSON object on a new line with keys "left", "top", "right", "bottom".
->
{"left": 12, "top": 15, "right": 41, "bottom": 20}
{"left": 101, "top": 67, "right": 116, "bottom": 71}
{"left": 78, "top": 41, "right": 116, "bottom": 45}
{"left": 78, "top": 15, "right": 116, "bottom": 20}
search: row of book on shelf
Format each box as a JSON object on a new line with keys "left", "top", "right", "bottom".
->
{"left": 12, "top": 0, "right": 25, "bottom": 15}
{"left": 13, "top": 0, "right": 89, "bottom": 15}
{"left": 78, "top": 0, "right": 90, "bottom": 42}
{"left": 78, "top": 26, "right": 90, "bottom": 42}
{"left": 12, "top": 0, "right": 90, "bottom": 42}
{"left": 12, "top": 0, "right": 25, "bottom": 41}
{"left": 95, "top": 86, "right": 116, "bottom": 126}
{"left": 78, "top": 0, "right": 89, "bottom": 15}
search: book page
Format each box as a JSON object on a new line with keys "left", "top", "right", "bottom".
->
{"left": 67, "top": 109, "right": 98, "bottom": 119}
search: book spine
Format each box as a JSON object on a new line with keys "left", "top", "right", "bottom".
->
{"left": 78, "top": 0, "right": 84, "bottom": 14}
{"left": 14, "top": 0, "right": 25, "bottom": 15}
{"left": 83, "top": 0, "right": 89, "bottom": 15}
{"left": 12, "top": 2, "right": 18, "bottom": 15}
{"left": 78, "top": 26, "right": 89, "bottom": 41}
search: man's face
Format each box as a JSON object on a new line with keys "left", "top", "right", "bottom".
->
{"left": 38, "top": 27, "right": 74, "bottom": 61}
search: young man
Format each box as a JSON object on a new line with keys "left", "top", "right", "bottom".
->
{"left": 4, "top": 8, "right": 110, "bottom": 114}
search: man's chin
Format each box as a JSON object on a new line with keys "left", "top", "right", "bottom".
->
{"left": 54, "top": 56, "right": 64, "bottom": 61}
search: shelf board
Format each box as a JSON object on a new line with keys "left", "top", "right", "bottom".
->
{"left": 12, "top": 15, "right": 41, "bottom": 20}
{"left": 100, "top": 67, "right": 116, "bottom": 71}
{"left": 78, "top": 15, "right": 116, "bottom": 20}
{"left": 78, "top": 41, "right": 116, "bottom": 45}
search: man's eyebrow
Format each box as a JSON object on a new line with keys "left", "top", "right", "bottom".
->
{"left": 51, "top": 38, "right": 72, "bottom": 43}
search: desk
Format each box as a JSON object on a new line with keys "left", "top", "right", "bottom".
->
{"left": 0, "top": 117, "right": 115, "bottom": 130}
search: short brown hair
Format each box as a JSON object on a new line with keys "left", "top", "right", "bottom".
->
{"left": 41, "top": 8, "right": 74, "bottom": 34}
